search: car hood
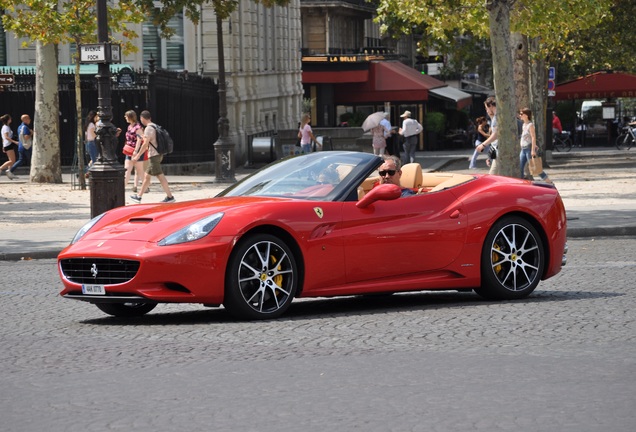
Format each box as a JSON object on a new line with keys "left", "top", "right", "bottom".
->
{"left": 81, "top": 196, "right": 293, "bottom": 243}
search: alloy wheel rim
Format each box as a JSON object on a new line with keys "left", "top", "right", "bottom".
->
{"left": 237, "top": 241, "right": 294, "bottom": 313}
{"left": 490, "top": 223, "right": 540, "bottom": 292}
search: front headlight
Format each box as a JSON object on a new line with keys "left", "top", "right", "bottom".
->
{"left": 71, "top": 213, "right": 106, "bottom": 244}
{"left": 158, "top": 213, "right": 224, "bottom": 246}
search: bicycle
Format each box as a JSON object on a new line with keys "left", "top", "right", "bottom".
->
{"left": 615, "top": 127, "right": 635, "bottom": 150}
{"left": 553, "top": 131, "right": 572, "bottom": 152}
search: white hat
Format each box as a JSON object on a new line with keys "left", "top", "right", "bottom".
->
{"left": 400, "top": 110, "right": 411, "bottom": 118}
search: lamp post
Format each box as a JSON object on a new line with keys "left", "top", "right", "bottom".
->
{"left": 89, "top": 0, "right": 125, "bottom": 217}
{"left": 213, "top": 14, "right": 236, "bottom": 183}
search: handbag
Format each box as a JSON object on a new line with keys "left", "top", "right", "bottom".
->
{"left": 122, "top": 144, "right": 135, "bottom": 156}
{"left": 21, "top": 136, "right": 33, "bottom": 150}
{"left": 19, "top": 130, "right": 32, "bottom": 150}
{"left": 529, "top": 155, "right": 543, "bottom": 176}
{"left": 488, "top": 145, "right": 497, "bottom": 160}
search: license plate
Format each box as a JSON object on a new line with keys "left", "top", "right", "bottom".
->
{"left": 82, "top": 284, "right": 106, "bottom": 295}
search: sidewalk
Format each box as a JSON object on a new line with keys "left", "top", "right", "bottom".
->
{"left": 1, "top": 147, "right": 635, "bottom": 261}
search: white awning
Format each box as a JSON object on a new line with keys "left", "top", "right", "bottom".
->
{"left": 429, "top": 86, "right": 473, "bottom": 109}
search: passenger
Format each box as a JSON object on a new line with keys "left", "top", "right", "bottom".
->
{"left": 378, "top": 155, "right": 415, "bottom": 197}
{"left": 316, "top": 165, "right": 339, "bottom": 185}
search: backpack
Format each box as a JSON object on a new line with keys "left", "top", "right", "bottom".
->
{"left": 149, "top": 124, "right": 173, "bottom": 155}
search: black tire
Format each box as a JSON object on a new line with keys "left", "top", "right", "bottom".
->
{"left": 561, "top": 137, "right": 572, "bottom": 152}
{"left": 95, "top": 302, "right": 157, "bottom": 317}
{"left": 475, "top": 216, "right": 545, "bottom": 300}
{"left": 553, "top": 136, "right": 571, "bottom": 152}
{"left": 224, "top": 233, "right": 298, "bottom": 320}
{"left": 615, "top": 133, "right": 632, "bottom": 150}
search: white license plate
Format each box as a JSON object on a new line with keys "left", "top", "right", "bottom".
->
{"left": 82, "top": 284, "right": 106, "bottom": 295}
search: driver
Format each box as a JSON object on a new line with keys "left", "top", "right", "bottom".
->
{"left": 378, "top": 156, "right": 415, "bottom": 197}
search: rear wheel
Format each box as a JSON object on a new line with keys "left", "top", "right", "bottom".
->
{"left": 95, "top": 302, "right": 157, "bottom": 317}
{"left": 476, "top": 216, "right": 545, "bottom": 300}
{"left": 224, "top": 234, "right": 298, "bottom": 320}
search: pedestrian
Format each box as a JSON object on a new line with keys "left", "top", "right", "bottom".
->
{"left": 476, "top": 97, "right": 499, "bottom": 175}
{"left": 129, "top": 110, "right": 175, "bottom": 203}
{"left": 9, "top": 114, "right": 33, "bottom": 177}
{"left": 84, "top": 110, "right": 98, "bottom": 174}
{"left": 371, "top": 122, "right": 389, "bottom": 156}
{"left": 468, "top": 116, "right": 490, "bottom": 169}
{"left": 552, "top": 111, "right": 563, "bottom": 135}
{"left": 298, "top": 113, "right": 317, "bottom": 154}
{"left": 0, "top": 114, "right": 19, "bottom": 180}
{"left": 519, "top": 107, "right": 551, "bottom": 183}
{"left": 122, "top": 110, "right": 148, "bottom": 193}
{"left": 398, "top": 110, "right": 422, "bottom": 164}
{"left": 380, "top": 112, "right": 396, "bottom": 156}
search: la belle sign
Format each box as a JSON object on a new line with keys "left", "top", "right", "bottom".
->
{"left": 80, "top": 43, "right": 121, "bottom": 64}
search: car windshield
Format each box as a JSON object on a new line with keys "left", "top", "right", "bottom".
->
{"left": 219, "top": 152, "right": 378, "bottom": 201}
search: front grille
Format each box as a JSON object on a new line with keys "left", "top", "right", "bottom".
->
{"left": 60, "top": 258, "right": 140, "bottom": 285}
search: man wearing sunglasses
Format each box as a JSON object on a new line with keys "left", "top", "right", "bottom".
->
{"left": 378, "top": 156, "right": 415, "bottom": 197}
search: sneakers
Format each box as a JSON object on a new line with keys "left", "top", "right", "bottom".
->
{"left": 6, "top": 171, "right": 16, "bottom": 180}
{"left": 130, "top": 194, "right": 175, "bottom": 203}
{"left": 132, "top": 186, "right": 138, "bottom": 193}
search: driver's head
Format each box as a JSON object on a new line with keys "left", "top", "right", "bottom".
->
{"left": 379, "top": 156, "right": 402, "bottom": 186}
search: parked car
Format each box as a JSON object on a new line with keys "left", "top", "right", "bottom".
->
{"left": 58, "top": 151, "right": 568, "bottom": 320}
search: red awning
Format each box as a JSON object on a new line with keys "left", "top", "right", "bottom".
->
{"left": 302, "top": 70, "right": 368, "bottom": 84}
{"left": 334, "top": 61, "right": 446, "bottom": 103}
{"left": 554, "top": 71, "right": 636, "bottom": 100}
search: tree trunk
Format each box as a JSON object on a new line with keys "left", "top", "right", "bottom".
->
{"left": 528, "top": 37, "right": 547, "bottom": 154}
{"left": 487, "top": 0, "right": 517, "bottom": 178}
{"left": 512, "top": 33, "right": 529, "bottom": 111}
{"left": 31, "top": 41, "right": 62, "bottom": 183}
{"left": 75, "top": 50, "right": 87, "bottom": 190}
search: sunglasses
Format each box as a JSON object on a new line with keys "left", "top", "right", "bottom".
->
{"left": 379, "top": 170, "right": 397, "bottom": 177}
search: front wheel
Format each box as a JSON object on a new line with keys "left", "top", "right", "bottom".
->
{"left": 224, "top": 234, "right": 298, "bottom": 320}
{"left": 475, "top": 216, "right": 545, "bottom": 300}
{"left": 554, "top": 136, "right": 571, "bottom": 152}
{"left": 95, "top": 302, "right": 157, "bottom": 317}
{"left": 616, "top": 133, "right": 632, "bottom": 150}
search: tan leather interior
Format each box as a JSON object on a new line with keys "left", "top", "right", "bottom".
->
{"left": 356, "top": 165, "right": 474, "bottom": 200}
{"left": 399, "top": 163, "right": 423, "bottom": 189}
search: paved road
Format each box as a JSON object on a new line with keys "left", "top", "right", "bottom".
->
{"left": 1, "top": 237, "right": 635, "bottom": 431}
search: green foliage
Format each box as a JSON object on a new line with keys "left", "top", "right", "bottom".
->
{"left": 555, "top": 0, "right": 636, "bottom": 79}
{"left": 425, "top": 111, "right": 446, "bottom": 134}
{"left": 0, "top": 0, "right": 144, "bottom": 54}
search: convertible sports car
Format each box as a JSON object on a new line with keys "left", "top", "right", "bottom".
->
{"left": 58, "top": 151, "right": 568, "bottom": 320}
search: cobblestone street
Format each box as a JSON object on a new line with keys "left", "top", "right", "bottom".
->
{"left": 1, "top": 237, "right": 635, "bottom": 431}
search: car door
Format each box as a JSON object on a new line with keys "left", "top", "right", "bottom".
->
{"left": 340, "top": 190, "right": 467, "bottom": 284}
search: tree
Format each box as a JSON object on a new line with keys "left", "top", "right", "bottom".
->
{"left": 555, "top": 0, "right": 636, "bottom": 81}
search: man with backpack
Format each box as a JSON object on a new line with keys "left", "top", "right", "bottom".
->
{"left": 130, "top": 110, "right": 175, "bottom": 203}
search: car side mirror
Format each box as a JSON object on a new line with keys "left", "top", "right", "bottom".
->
{"left": 356, "top": 183, "right": 402, "bottom": 208}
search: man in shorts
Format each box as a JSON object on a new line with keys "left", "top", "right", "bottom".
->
{"left": 130, "top": 110, "right": 175, "bottom": 203}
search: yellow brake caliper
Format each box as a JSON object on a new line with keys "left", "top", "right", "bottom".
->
{"left": 492, "top": 243, "right": 503, "bottom": 274}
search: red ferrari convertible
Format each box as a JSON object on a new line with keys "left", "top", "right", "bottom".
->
{"left": 58, "top": 151, "right": 568, "bottom": 320}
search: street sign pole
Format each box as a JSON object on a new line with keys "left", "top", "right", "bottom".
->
{"left": 88, "top": 0, "right": 125, "bottom": 218}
